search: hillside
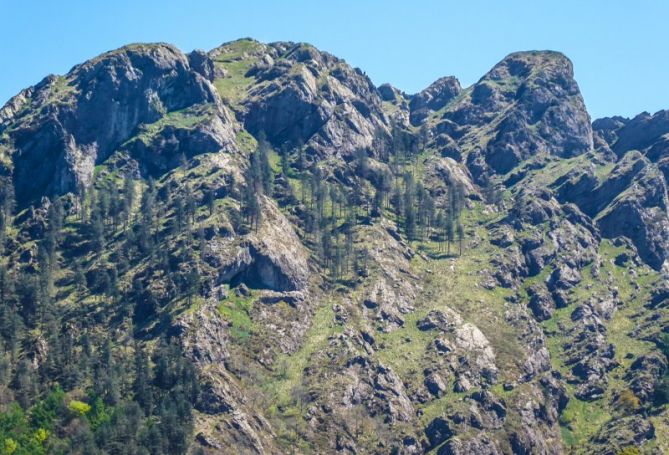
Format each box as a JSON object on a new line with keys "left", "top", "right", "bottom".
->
{"left": 0, "top": 38, "right": 667, "bottom": 454}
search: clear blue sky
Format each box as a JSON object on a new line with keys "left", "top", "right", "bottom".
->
{"left": 1, "top": 1, "right": 667, "bottom": 119}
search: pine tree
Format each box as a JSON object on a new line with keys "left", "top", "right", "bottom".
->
{"left": 371, "top": 187, "right": 383, "bottom": 218}
{"left": 242, "top": 182, "right": 260, "bottom": 232}
{"left": 91, "top": 205, "right": 105, "bottom": 256}
{"left": 403, "top": 173, "right": 416, "bottom": 239}
{"left": 280, "top": 143, "right": 290, "bottom": 177}
{"left": 446, "top": 208, "right": 454, "bottom": 255}
{"left": 205, "top": 189, "right": 216, "bottom": 217}
{"left": 0, "top": 176, "right": 15, "bottom": 250}
{"left": 355, "top": 148, "right": 369, "bottom": 179}
{"left": 134, "top": 344, "right": 152, "bottom": 415}
{"left": 435, "top": 210, "right": 446, "bottom": 251}
{"left": 173, "top": 195, "right": 186, "bottom": 234}
{"left": 123, "top": 174, "right": 136, "bottom": 226}
{"left": 255, "top": 131, "right": 273, "bottom": 195}
{"left": 391, "top": 183, "right": 403, "bottom": 229}
{"left": 457, "top": 220, "right": 464, "bottom": 256}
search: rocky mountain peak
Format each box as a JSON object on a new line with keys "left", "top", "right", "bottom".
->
{"left": 484, "top": 50, "right": 574, "bottom": 81}
{"left": 426, "top": 49, "right": 593, "bottom": 181}
{"left": 409, "top": 75, "right": 461, "bottom": 126}
{"left": 211, "top": 39, "right": 390, "bottom": 161}
{"left": 0, "top": 42, "right": 235, "bottom": 207}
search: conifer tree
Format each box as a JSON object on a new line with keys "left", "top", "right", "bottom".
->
{"left": 355, "top": 148, "right": 369, "bottom": 179}
{"left": 205, "top": 189, "right": 216, "bottom": 217}
{"left": 403, "top": 173, "right": 416, "bottom": 239}
{"left": 123, "top": 174, "right": 135, "bottom": 226}
{"left": 457, "top": 220, "right": 464, "bottom": 256}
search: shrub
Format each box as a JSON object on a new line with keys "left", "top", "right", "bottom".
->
{"left": 67, "top": 400, "right": 92, "bottom": 417}
{"left": 616, "top": 389, "right": 640, "bottom": 412}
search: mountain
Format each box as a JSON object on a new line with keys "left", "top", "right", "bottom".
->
{"left": 0, "top": 38, "right": 667, "bottom": 454}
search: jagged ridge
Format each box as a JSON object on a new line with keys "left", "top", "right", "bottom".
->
{"left": 0, "top": 38, "right": 667, "bottom": 454}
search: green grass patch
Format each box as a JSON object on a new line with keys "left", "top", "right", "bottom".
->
{"left": 133, "top": 105, "right": 214, "bottom": 144}
{"left": 236, "top": 130, "right": 257, "bottom": 154}
{"left": 260, "top": 300, "right": 338, "bottom": 409}
{"left": 218, "top": 288, "right": 256, "bottom": 341}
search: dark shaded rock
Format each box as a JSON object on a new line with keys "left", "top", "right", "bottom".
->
{"left": 548, "top": 263, "right": 581, "bottom": 291}
{"left": 527, "top": 284, "right": 554, "bottom": 321}
{"left": 489, "top": 226, "right": 514, "bottom": 248}
{"left": 611, "top": 110, "right": 669, "bottom": 157}
{"left": 574, "top": 380, "right": 606, "bottom": 401}
{"left": 434, "top": 338, "right": 453, "bottom": 354}
{"left": 437, "top": 435, "right": 502, "bottom": 455}
{"left": 440, "top": 51, "right": 593, "bottom": 180}
{"left": 592, "top": 415, "right": 655, "bottom": 449}
{"left": 626, "top": 352, "right": 667, "bottom": 403}
{"left": 3, "top": 43, "right": 224, "bottom": 207}
{"left": 424, "top": 372, "right": 448, "bottom": 397}
{"left": 417, "top": 310, "right": 455, "bottom": 332}
{"left": 425, "top": 416, "right": 453, "bottom": 449}
{"left": 649, "top": 284, "right": 669, "bottom": 309}
{"left": 470, "top": 390, "right": 507, "bottom": 423}
{"left": 363, "top": 298, "right": 378, "bottom": 309}
{"left": 614, "top": 252, "right": 631, "bottom": 266}
{"left": 592, "top": 115, "right": 629, "bottom": 147}
{"left": 377, "top": 83, "right": 403, "bottom": 102}
{"left": 597, "top": 162, "right": 669, "bottom": 271}
{"left": 540, "top": 374, "right": 569, "bottom": 413}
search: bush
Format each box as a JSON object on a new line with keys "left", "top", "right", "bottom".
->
{"left": 616, "top": 389, "right": 640, "bottom": 412}
{"left": 559, "top": 408, "right": 575, "bottom": 425}
{"left": 617, "top": 447, "right": 640, "bottom": 455}
{"left": 67, "top": 400, "right": 91, "bottom": 417}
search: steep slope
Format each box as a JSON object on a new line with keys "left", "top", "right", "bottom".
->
{"left": 0, "top": 39, "right": 666, "bottom": 455}
{"left": 0, "top": 43, "right": 237, "bottom": 208}
{"left": 209, "top": 39, "right": 391, "bottom": 161}
{"left": 415, "top": 51, "right": 593, "bottom": 180}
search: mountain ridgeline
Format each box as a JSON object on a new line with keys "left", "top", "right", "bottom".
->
{"left": 0, "top": 38, "right": 667, "bottom": 454}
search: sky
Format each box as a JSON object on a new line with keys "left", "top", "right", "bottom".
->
{"left": 1, "top": 0, "right": 667, "bottom": 119}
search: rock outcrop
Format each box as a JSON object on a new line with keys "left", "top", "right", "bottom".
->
{"left": 1, "top": 43, "right": 236, "bottom": 207}
{"left": 432, "top": 51, "right": 593, "bottom": 181}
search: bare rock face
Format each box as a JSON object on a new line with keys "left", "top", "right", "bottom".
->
{"left": 586, "top": 112, "right": 669, "bottom": 272}
{"left": 591, "top": 416, "right": 656, "bottom": 452}
{"left": 206, "top": 198, "right": 310, "bottom": 292}
{"left": 122, "top": 106, "right": 237, "bottom": 177}
{"left": 553, "top": 149, "right": 669, "bottom": 272}
{"left": 416, "top": 308, "right": 499, "bottom": 391}
{"left": 174, "top": 302, "right": 277, "bottom": 454}
{"left": 425, "top": 416, "right": 454, "bottom": 449}
{"left": 232, "top": 42, "right": 391, "bottom": 160}
{"left": 242, "top": 198, "right": 311, "bottom": 291}
{"left": 597, "top": 163, "right": 669, "bottom": 272}
{"left": 626, "top": 352, "right": 668, "bottom": 403}
{"left": 437, "top": 434, "right": 502, "bottom": 455}
{"left": 2, "top": 43, "right": 232, "bottom": 207}
{"left": 609, "top": 110, "right": 669, "bottom": 157}
{"left": 434, "top": 51, "right": 593, "bottom": 180}
{"left": 409, "top": 76, "right": 461, "bottom": 126}
{"left": 424, "top": 156, "right": 478, "bottom": 201}
{"left": 359, "top": 220, "right": 418, "bottom": 331}
{"left": 592, "top": 115, "right": 629, "bottom": 148}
